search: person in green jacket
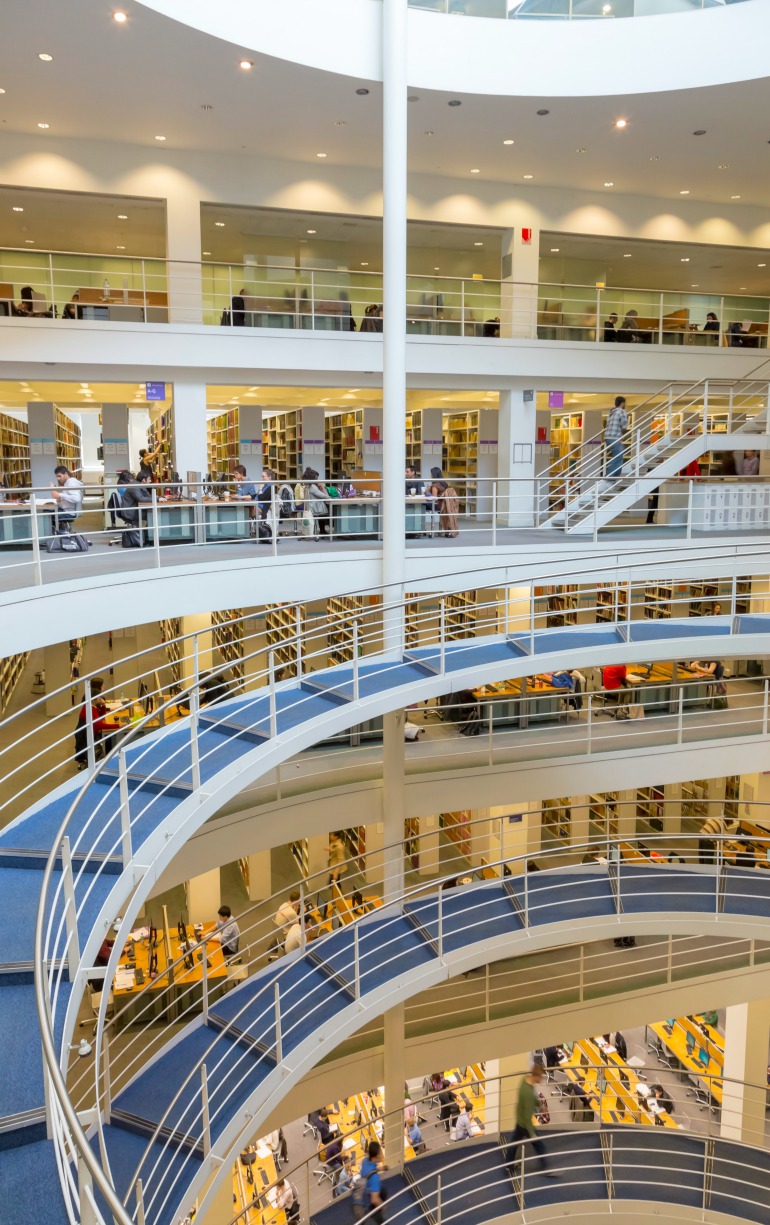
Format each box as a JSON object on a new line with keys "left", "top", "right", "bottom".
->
{"left": 505, "top": 1065, "right": 557, "bottom": 1176}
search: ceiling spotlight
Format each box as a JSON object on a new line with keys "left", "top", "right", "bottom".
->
{"left": 448, "top": 99, "right": 462, "bottom": 107}
{"left": 117, "top": 213, "right": 128, "bottom": 219}
{"left": 717, "top": 164, "right": 729, "bottom": 169}
{"left": 474, "top": 241, "right": 484, "bottom": 247}
{"left": 335, "top": 120, "right": 347, "bottom": 127}
{"left": 424, "top": 130, "right": 434, "bottom": 136}
{"left": 239, "top": 59, "right": 253, "bottom": 70}
{"left": 113, "top": 10, "right": 127, "bottom": 21}
{"left": 307, "top": 228, "right": 317, "bottom": 234}
{"left": 693, "top": 129, "right": 706, "bottom": 136}
{"left": 470, "top": 168, "right": 480, "bottom": 174}
{"left": 523, "top": 174, "right": 534, "bottom": 179}
{"left": 38, "top": 53, "right": 53, "bottom": 61}
{"left": 316, "top": 152, "right": 327, "bottom": 158}
{"left": 550, "top": 248, "right": 560, "bottom": 253}
{"left": 614, "top": 118, "right": 627, "bottom": 129}
{"left": 202, "top": 250, "right": 211, "bottom": 255}
{"left": 434, "top": 266, "right": 440, "bottom": 271}
{"left": 214, "top": 221, "right": 225, "bottom": 227}
{"left": 679, "top": 189, "right": 690, "bottom": 195}
{"left": 649, "top": 155, "right": 661, "bottom": 161}
{"left": 604, "top": 181, "right": 614, "bottom": 187}
{"left": 537, "top": 109, "right": 550, "bottom": 116}
{"left": 731, "top": 194, "right": 741, "bottom": 199}
{"left": 740, "top": 287, "right": 747, "bottom": 291}
{"left": 116, "top": 244, "right": 125, "bottom": 249}
{"left": 356, "top": 87, "right": 369, "bottom": 95}
{"left": 12, "top": 206, "right": 23, "bottom": 212}
{"left": 576, "top": 147, "right": 587, "bottom": 153}
{"left": 37, "top": 122, "right": 50, "bottom": 129}
{"left": 680, "top": 257, "right": 690, "bottom": 262}
{"left": 623, "top": 253, "right": 632, "bottom": 258}
{"left": 691, "top": 284, "right": 699, "bottom": 288}
{"left": 758, "top": 263, "right": 767, "bottom": 268}
{"left": 503, "top": 139, "right": 514, "bottom": 146}
{"left": 0, "top": 88, "right": 5, "bottom": 94}
{"left": 361, "top": 261, "right": 369, "bottom": 266}
{"left": 24, "top": 239, "right": 34, "bottom": 244}
{"left": 602, "top": 3, "right": 612, "bottom": 12}
{"left": 155, "top": 134, "right": 166, "bottom": 141}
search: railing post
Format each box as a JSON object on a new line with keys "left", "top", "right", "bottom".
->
{"left": 763, "top": 679, "right": 768, "bottom": 737}
{"left": 269, "top": 650, "right": 278, "bottom": 738}
{"left": 564, "top": 477, "right": 570, "bottom": 532}
{"left": 529, "top": 585, "right": 535, "bottom": 655}
{"left": 299, "top": 883, "right": 306, "bottom": 952}
{"left": 118, "top": 749, "right": 132, "bottom": 866}
{"left": 29, "top": 494, "right": 43, "bottom": 585}
{"left": 151, "top": 487, "right": 161, "bottom": 568}
{"left": 730, "top": 573, "right": 738, "bottom": 623}
{"left": 592, "top": 480, "right": 599, "bottom": 542}
{"left": 295, "top": 607, "right": 303, "bottom": 679}
{"left": 141, "top": 258, "right": 148, "bottom": 318}
{"left": 102, "top": 1031, "right": 112, "bottom": 1125}
{"left": 61, "top": 836, "right": 81, "bottom": 980}
{"left": 190, "top": 635, "right": 201, "bottom": 791}
{"left": 491, "top": 480, "right": 497, "bottom": 547}
{"left": 634, "top": 427, "right": 641, "bottom": 476}
{"left": 702, "top": 380, "right": 709, "bottom": 433}
{"left": 274, "top": 982, "right": 283, "bottom": 1062}
{"left": 595, "top": 286, "right": 602, "bottom": 344}
{"left": 586, "top": 692, "right": 593, "bottom": 756}
{"left": 686, "top": 476, "right": 694, "bottom": 539}
{"left": 202, "top": 944, "right": 209, "bottom": 1023}
{"left": 439, "top": 599, "right": 446, "bottom": 675}
{"left": 436, "top": 1174, "right": 442, "bottom": 1225}
{"left": 488, "top": 701, "right": 494, "bottom": 767}
{"left": 353, "top": 620, "right": 360, "bottom": 701}
{"left": 438, "top": 887, "right": 443, "bottom": 961}
{"left": 727, "top": 386, "right": 734, "bottom": 433}
{"left": 201, "top": 1064, "right": 211, "bottom": 1158}
{"left": 524, "top": 860, "right": 529, "bottom": 927}
{"left": 135, "top": 1179, "right": 146, "bottom": 1225}
{"left": 579, "top": 943, "right": 585, "bottom": 1001}
{"left": 354, "top": 923, "right": 361, "bottom": 1000}
{"left": 460, "top": 280, "right": 465, "bottom": 334}
{"left": 658, "top": 291, "right": 664, "bottom": 342}
{"left": 84, "top": 678, "right": 97, "bottom": 775}
{"left": 228, "top": 264, "right": 233, "bottom": 326}
{"left": 677, "top": 686, "right": 684, "bottom": 745}
{"left": 271, "top": 482, "right": 278, "bottom": 557}
{"left": 310, "top": 269, "right": 315, "bottom": 329}
{"left": 48, "top": 252, "right": 55, "bottom": 315}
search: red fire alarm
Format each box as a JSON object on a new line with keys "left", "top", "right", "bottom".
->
{"left": 521, "top": 228, "right": 533, "bottom": 245}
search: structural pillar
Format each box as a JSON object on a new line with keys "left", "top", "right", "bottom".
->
{"left": 384, "top": 1003, "right": 406, "bottom": 1171}
{"left": 500, "top": 225, "right": 540, "bottom": 340}
{"left": 166, "top": 188, "right": 204, "bottom": 325}
{"left": 186, "top": 868, "right": 222, "bottom": 924}
{"left": 488, "top": 1053, "right": 533, "bottom": 1131}
{"left": 381, "top": 0, "right": 408, "bottom": 654}
{"left": 246, "top": 851, "right": 271, "bottom": 902}
{"left": 721, "top": 999, "right": 770, "bottom": 1143}
{"left": 382, "top": 712, "right": 405, "bottom": 903}
{"left": 171, "top": 380, "right": 208, "bottom": 486}
{"left": 101, "top": 403, "right": 131, "bottom": 485}
{"left": 497, "top": 389, "right": 536, "bottom": 527}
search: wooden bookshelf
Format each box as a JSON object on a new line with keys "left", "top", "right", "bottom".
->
{"left": 0, "top": 652, "right": 29, "bottom": 715}
{"left": 542, "top": 797, "right": 571, "bottom": 843}
{"left": 636, "top": 784, "right": 665, "bottom": 833}
{"left": 27, "top": 402, "right": 82, "bottom": 486}
{"left": 0, "top": 412, "right": 30, "bottom": 488}
{"left": 405, "top": 408, "right": 443, "bottom": 478}
{"left": 589, "top": 791, "right": 619, "bottom": 840}
{"left": 688, "top": 581, "right": 720, "bottom": 617}
{"left": 212, "top": 609, "right": 245, "bottom": 683}
{"left": 265, "top": 411, "right": 301, "bottom": 482}
{"left": 265, "top": 603, "right": 306, "bottom": 678}
{"left": 159, "top": 616, "right": 182, "bottom": 684}
{"left": 325, "top": 408, "right": 383, "bottom": 478}
{"left": 443, "top": 409, "right": 497, "bottom": 515}
{"left": 549, "top": 412, "right": 584, "bottom": 474}
{"left": 725, "top": 774, "right": 740, "bottom": 823}
{"left": 327, "top": 595, "right": 367, "bottom": 665}
{"left": 147, "top": 408, "right": 175, "bottom": 478}
{"left": 54, "top": 407, "right": 82, "bottom": 475}
{"left": 596, "top": 582, "right": 628, "bottom": 623}
{"left": 207, "top": 408, "right": 238, "bottom": 476}
{"left": 440, "top": 811, "right": 472, "bottom": 858}
{"left": 536, "top": 584, "right": 579, "bottom": 627}
{"left": 446, "top": 591, "right": 476, "bottom": 640}
{"left": 643, "top": 583, "right": 673, "bottom": 620}
{"left": 681, "top": 779, "right": 711, "bottom": 824}
{"left": 737, "top": 578, "right": 751, "bottom": 616}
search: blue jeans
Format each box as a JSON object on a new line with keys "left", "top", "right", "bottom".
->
{"left": 607, "top": 441, "right": 624, "bottom": 479}
{"left": 507, "top": 1125, "right": 550, "bottom": 1171}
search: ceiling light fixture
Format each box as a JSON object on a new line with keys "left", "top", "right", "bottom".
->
{"left": 37, "top": 122, "right": 49, "bottom": 129}
{"left": 537, "top": 108, "right": 550, "bottom": 116}
{"left": 679, "top": 189, "right": 690, "bottom": 195}
{"left": 602, "top": 4, "right": 612, "bottom": 12}
{"left": 680, "top": 257, "right": 690, "bottom": 262}
{"left": 316, "top": 152, "right": 327, "bottom": 158}
{"left": 38, "top": 53, "right": 53, "bottom": 61}
{"left": 356, "top": 87, "right": 369, "bottom": 95}
{"left": 758, "top": 263, "right": 767, "bottom": 268}
{"left": 523, "top": 173, "right": 533, "bottom": 179}
{"left": 335, "top": 120, "right": 347, "bottom": 127}
{"left": 614, "top": 118, "right": 627, "bottom": 129}
{"left": 239, "top": 59, "right": 253, "bottom": 70}
{"left": 448, "top": 99, "right": 462, "bottom": 107}
{"left": 503, "top": 139, "right": 514, "bottom": 145}
{"left": 604, "top": 181, "right": 614, "bottom": 187}
{"left": 214, "top": 221, "right": 225, "bottom": 227}
{"left": 691, "top": 283, "right": 699, "bottom": 288}
{"left": 717, "top": 163, "right": 729, "bottom": 169}
{"left": 202, "top": 250, "right": 211, "bottom": 255}
{"left": 12, "top": 206, "right": 23, "bottom": 212}
{"left": 306, "top": 228, "right": 317, "bottom": 234}
{"left": 576, "top": 147, "right": 586, "bottom": 153}
{"left": 474, "top": 241, "right": 484, "bottom": 247}
{"left": 434, "top": 266, "right": 440, "bottom": 271}
{"left": 470, "top": 168, "right": 480, "bottom": 174}
{"left": 693, "top": 129, "right": 706, "bottom": 136}
{"left": 0, "top": 88, "right": 5, "bottom": 94}
{"left": 550, "top": 248, "right": 560, "bottom": 253}
{"left": 731, "top": 194, "right": 741, "bottom": 199}
{"left": 424, "top": 130, "right": 434, "bottom": 136}
{"left": 155, "top": 134, "right": 166, "bottom": 141}
{"left": 113, "top": 10, "right": 127, "bottom": 21}
{"left": 117, "top": 213, "right": 128, "bottom": 219}
{"left": 649, "top": 155, "right": 660, "bottom": 161}
{"left": 740, "top": 286, "right": 747, "bottom": 291}
{"left": 116, "top": 245, "right": 125, "bottom": 250}
{"left": 623, "top": 253, "right": 632, "bottom": 258}
{"left": 24, "top": 239, "right": 34, "bottom": 244}
{"left": 361, "top": 261, "right": 369, "bottom": 266}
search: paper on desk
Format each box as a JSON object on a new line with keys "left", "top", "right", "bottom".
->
{"left": 255, "top": 1141, "right": 271, "bottom": 1159}
{"left": 130, "top": 927, "right": 150, "bottom": 942}
{"left": 343, "top": 1137, "right": 356, "bottom": 1150}
{"left": 114, "top": 969, "right": 135, "bottom": 990}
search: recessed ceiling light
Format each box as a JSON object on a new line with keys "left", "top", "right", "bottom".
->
{"left": 117, "top": 213, "right": 128, "bottom": 219}
{"left": 758, "top": 263, "right": 767, "bottom": 268}
{"left": 361, "top": 261, "right": 369, "bottom": 266}
{"left": 614, "top": 118, "right": 627, "bottom": 129}
{"left": 316, "top": 152, "right": 327, "bottom": 158}
{"left": 740, "top": 286, "right": 747, "bottom": 291}
{"left": 623, "top": 253, "right": 632, "bottom": 258}
{"left": 537, "top": 109, "right": 550, "bottom": 116}
{"left": 680, "top": 257, "right": 690, "bottom": 262}
{"left": 239, "top": 59, "right": 253, "bottom": 70}
{"left": 717, "top": 164, "right": 729, "bottom": 169}
{"left": 155, "top": 134, "right": 166, "bottom": 141}
{"left": 448, "top": 99, "right": 462, "bottom": 107}
{"left": 0, "top": 88, "right": 5, "bottom": 95}
{"left": 307, "top": 228, "right": 317, "bottom": 234}
{"left": 424, "top": 130, "right": 434, "bottom": 136}
{"left": 679, "top": 189, "right": 690, "bottom": 195}
{"left": 503, "top": 139, "right": 514, "bottom": 145}
{"left": 356, "top": 88, "right": 369, "bottom": 96}
{"left": 214, "top": 221, "right": 225, "bottom": 227}
{"left": 731, "top": 194, "right": 741, "bottom": 199}
{"left": 38, "top": 53, "right": 53, "bottom": 61}
{"left": 523, "top": 174, "right": 533, "bottom": 179}
{"left": 202, "top": 250, "right": 211, "bottom": 255}
{"left": 113, "top": 10, "right": 127, "bottom": 21}
{"left": 649, "top": 155, "right": 661, "bottom": 161}
{"left": 335, "top": 120, "right": 347, "bottom": 127}
{"left": 604, "top": 181, "right": 614, "bottom": 187}
{"left": 434, "top": 266, "right": 440, "bottom": 271}
{"left": 602, "top": 4, "right": 612, "bottom": 12}
{"left": 37, "top": 122, "right": 49, "bottom": 129}
{"left": 470, "top": 168, "right": 480, "bottom": 174}
{"left": 474, "top": 241, "right": 484, "bottom": 247}
{"left": 550, "top": 248, "right": 560, "bottom": 253}
{"left": 691, "top": 283, "right": 699, "bottom": 287}
{"left": 693, "top": 129, "right": 706, "bottom": 136}
{"left": 12, "top": 206, "right": 23, "bottom": 212}
{"left": 24, "top": 239, "right": 34, "bottom": 244}
{"left": 116, "top": 245, "right": 125, "bottom": 250}
{"left": 576, "top": 147, "right": 587, "bottom": 153}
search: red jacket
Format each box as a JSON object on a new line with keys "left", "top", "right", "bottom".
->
{"left": 603, "top": 665, "right": 627, "bottom": 690}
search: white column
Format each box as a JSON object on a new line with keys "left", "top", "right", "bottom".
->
{"left": 382, "top": 712, "right": 405, "bottom": 904}
{"left": 381, "top": 0, "right": 408, "bottom": 654}
{"left": 384, "top": 1003, "right": 406, "bottom": 1171}
{"left": 186, "top": 868, "right": 222, "bottom": 925}
{"left": 500, "top": 225, "right": 540, "bottom": 340}
{"left": 497, "top": 1053, "right": 533, "bottom": 1130}
{"left": 101, "top": 403, "right": 131, "bottom": 485}
{"left": 179, "top": 614, "right": 213, "bottom": 686}
{"left": 721, "top": 999, "right": 770, "bottom": 1143}
{"left": 498, "top": 389, "right": 536, "bottom": 527}
{"left": 246, "top": 851, "right": 271, "bottom": 902}
{"left": 307, "top": 835, "right": 328, "bottom": 883}
{"left": 172, "top": 379, "right": 208, "bottom": 481}
{"left": 166, "top": 188, "right": 203, "bottom": 325}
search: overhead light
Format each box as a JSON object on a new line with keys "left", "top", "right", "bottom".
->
{"left": 434, "top": 266, "right": 440, "bottom": 271}
{"left": 307, "top": 228, "right": 317, "bottom": 234}
{"left": 649, "top": 155, "right": 660, "bottom": 161}
{"left": 576, "top": 147, "right": 586, "bottom": 153}
{"left": 155, "top": 134, "right": 166, "bottom": 141}
{"left": 691, "top": 283, "right": 699, "bottom": 288}
{"left": 214, "top": 221, "right": 225, "bottom": 227}
{"left": 614, "top": 118, "right": 627, "bottom": 129}
{"left": 424, "top": 130, "right": 434, "bottom": 136}
{"left": 0, "top": 89, "right": 5, "bottom": 95}
{"left": 604, "top": 181, "right": 614, "bottom": 187}
{"left": 37, "top": 122, "right": 50, "bottom": 129}
{"left": 693, "top": 129, "right": 706, "bottom": 136}
{"left": 623, "top": 253, "right": 632, "bottom": 258}
{"left": 38, "top": 53, "right": 53, "bottom": 61}
{"left": 523, "top": 174, "right": 533, "bottom": 179}
{"left": 116, "top": 245, "right": 125, "bottom": 250}
{"left": 537, "top": 109, "right": 550, "bottom": 116}
{"left": 448, "top": 99, "right": 462, "bottom": 107}
{"left": 717, "top": 164, "right": 729, "bottom": 169}
{"left": 361, "top": 261, "right": 369, "bottom": 266}
{"left": 602, "top": 3, "right": 612, "bottom": 11}
{"left": 758, "top": 263, "right": 767, "bottom": 268}
{"left": 202, "top": 250, "right": 211, "bottom": 255}
{"left": 680, "top": 257, "right": 690, "bottom": 262}
{"left": 731, "top": 195, "right": 741, "bottom": 199}
{"left": 239, "top": 59, "right": 253, "bottom": 70}
{"left": 316, "top": 152, "right": 327, "bottom": 158}
{"left": 335, "top": 120, "right": 347, "bottom": 128}
{"left": 550, "top": 248, "right": 560, "bottom": 253}
{"left": 470, "top": 168, "right": 480, "bottom": 174}
{"left": 679, "top": 189, "right": 690, "bottom": 195}
{"left": 503, "top": 139, "right": 514, "bottom": 145}
{"left": 356, "top": 88, "right": 369, "bottom": 95}
{"left": 24, "top": 239, "right": 34, "bottom": 244}
{"left": 117, "top": 213, "right": 128, "bottom": 219}
{"left": 113, "top": 10, "right": 127, "bottom": 21}
{"left": 474, "top": 241, "right": 484, "bottom": 247}
{"left": 80, "top": 383, "right": 89, "bottom": 388}
{"left": 740, "top": 287, "right": 747, "bottom": 291}
{"left": 12, "top": 206, "right": 23, "bottom": 212}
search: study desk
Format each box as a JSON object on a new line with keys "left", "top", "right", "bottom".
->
{"left": 233, "top": 1137, "right": 284, "bottom": 1225}
{"left": 101, "top": 698, "right": 188, "bottom": 739}
{"left": 0, "top": 500, "right": 52, "bottom": 547}
{"left": 648, "top": 1017, "right": 723, "bottom": 1103}
{"left": 473, "top": 677, "right": 563, "bottom": 730}
{"left": 327, "top": 497, "right": 426, "bottom": 540}
{"left": 560, "top": 1038, "right": 677, "bottom": 1128}
{"left": 113, "top": 923, "right": 228, "bottom": 1028}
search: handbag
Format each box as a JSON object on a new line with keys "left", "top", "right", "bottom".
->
{"left": 299, "top": 511, "right": 316, "bottom": 538}
{"left": 537, "top": 1092, "right": 550, "bottom": 1125}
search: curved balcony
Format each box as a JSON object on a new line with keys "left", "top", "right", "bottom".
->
{"left": 409, "top": 0, "right": 748, "bottom": 20}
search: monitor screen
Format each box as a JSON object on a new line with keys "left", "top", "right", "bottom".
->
{"left": 686, "top": 1032, "right": 696, "bottom": 1054}
{"left": 698, "top": 1047, "right": 710, "bottom": 1068}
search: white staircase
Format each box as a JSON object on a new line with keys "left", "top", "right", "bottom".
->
{"left": 539, "top": 370, "right": 770, "bottom": 536}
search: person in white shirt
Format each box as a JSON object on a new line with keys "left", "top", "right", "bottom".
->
{"left": 454, "top": 1106, "right": 483, "bottom": 1141}
{"left": 274, "top": 892, "right": 300, "bottom": 932}
{"left": 276, "top": 1178, "right": 297, "bottom": 1220}
{"left": 210, "top": 905, "right": 240, "bottom": 959}
{"left": 284, "top": 918, "right": 317, "bottom": 954}
{"left": 50, "top": 465, "right": 84, "bottom": 534}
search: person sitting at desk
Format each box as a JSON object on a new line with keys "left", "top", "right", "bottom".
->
{"left": 232, "top": 463, "right": 257, "bottom": 513}
{"left": 276, "top": 1178, "right": 299, "bottom": 1224}
{"left": 406, "top": 1118, "right": 422, "bottom": 1147}
{"left": 119, "top": 472, "right": 153, "bottom": 547}
{"left": 321, "top": 1136, "right": 344, "bottom": 1168}
{"left": 334, "top": 1153, "right": 357, "bottom": 1196}
{"left": 50, "top": 465, "right": 84, "bottom": 536}
{"left": 741, "top": 450, "right": 760, "bottom": 476}
{"left": 603, "top": 312, "right": 618, "bottom": 342}
{"left": 210, "top": 904, "right": 240, "bottom": 960}
{"left": 698, "top": 812, "right": 738, "bottom": 864}
{"left": 703, "top": 311, "right": 720, "bottom": 341}
{"left": 689, "top": 659, "right": 726, "bottom": 703}
{"left": 614, "top": 1031, "right": 628, "bottom": 1062}
{"left": 284, "top": 918, "right": 317, "bottom": 953}
{"left": 454, "top": 1105, "right": 483, "bottom": 1141}
{"left": 618, "top": 309, "right": 640, "bottom": 342}
{"left": 315, "top": 1108, "right": 337, "bottom": 1144}
{"left": 601, "top": 664, "right": 631, "bottom": 718}
{"left": 650, "top": 1083, "right": 673, "bottom": 1115}
{"left": 275, "top": 891, "right": 300, "bottom": 933}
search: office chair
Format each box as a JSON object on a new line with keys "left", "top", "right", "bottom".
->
{"left": 303, "top": 1115, "right": 320, "bottom": 1140}
{"left": 313, "top": 1154, "right": 337, "bottom": 1187}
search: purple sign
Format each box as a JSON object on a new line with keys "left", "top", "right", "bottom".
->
{"left": 145, "top": 382, "right": 166, "bottom": 401}
{"left": 548, "top": 391, "right": 564, "bottom": 409}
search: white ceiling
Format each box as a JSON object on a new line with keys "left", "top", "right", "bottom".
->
{"left": 1, "top": 1, "right": 770, "bottom": 207}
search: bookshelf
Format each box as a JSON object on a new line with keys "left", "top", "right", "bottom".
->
{"left": 737, "top": 578, "right": 751, "bottom": 615}
{"left": 27, "top": 403, "right": 82, "bottom": 486}
{"left": 636, "top": 784, "right": 665, "bottom": 834}
{"left": 327, "top": 595, "right": 367, "bottom": 665}
{"left": 405, "top": 408, "right": 443, "bottom": 478}
{"left": 549, "top": 412, "right": 583, "bottom": 473}
{"left": 688, "top": 581, "right": 720, "bottom": 617}
{"left": 643, "top": 583, "right": 673, "bottom": 620}
{"left": 589, "top": 791, "right": 619, "bottom": 840}
{"left": 325, "top": 407, "right": 383, "bottom": 478}
{"left": 681, "top": 779, "right": 711, "bottom": 825}
{"left": 207, "top": 408, "right": 238, "bottom": 476}
{"left": 442, "top": 408, "right": 498, "bottom": 515}
{"left": 446, "top": 591, "right": 476, "bottom": 640}
{"left": 596, "top": 582, "right": 628, "bottom": 623}
{"left": 0, "top": 412, "right": 30, "bottom": 488}
{"left": 266, "top": 603, "right": 307, "bottom": 678}
{"left": 289, "top": 839, "right": 309, "bottom": 878}
{"left": 725, "top": 775, "right": 740, "bottom": 822}
{"left": 542, "top": 797, "right": 571, "bottom": 843}
{"left": 0, "top": 652, "right": 29, "bottom": 715}
{"left": 440, "top": 811, "right": 472, "bottom": 858}
{"left": 55, "top": 408, "right": 82, "bottom": 475}
{"left": 147, "top": 408, "right": 175, "bottom": 477}
{"left": 536, "top": 585, "right": 579, "bottom": 627}
{"left": 159, "top": 616, "right": 182, "bottom": 684}
{"left": 212, "top": 609, "right": 245, "bottom": 683}
{"left": 265, "top": 411, "right": 301, "bottom": 481}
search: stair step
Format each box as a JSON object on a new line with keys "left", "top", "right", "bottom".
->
{"left": 0, "top": 983, "right": 71, "bottom": 1126}
{"left": 91, "top": 1123, "right": 203, "bottom": 1225}
{"left": 404, "top": 883, "right": 523, "bottom": 955}
{"left": 0, "top": 1138, "right": 67, "bottom": 1225}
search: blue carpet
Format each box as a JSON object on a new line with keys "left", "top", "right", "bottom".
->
{"left": 404, "top": 883, "right": 522, "bottom": 954}
{"left": 210, "top": 958, "right": 342, "bottom": 1053}
{"left": 0, "top": 1138, "right": 67, "bottom": 1225}
{"left": 114, "top": 1025, "right": 273, "bottom": 1145}
{"left": 504, "top": 1130, "right": 606, "bottom": 1208}
{"left": 310, "top": 914, "right": 437, "bottom": 993}
{"left": 312, "top": 1172, "right": 423, "bottom": 1225}
{"left": 711, "top": 1139, "right": 770, "bottom": 1224}
{"left": 533, "top": 627, "right": 618, "bottom": 654}
{"left": 406, "top": 1143, "right": 516, "bottom": 1225}
{"left": 723, "top": 868, "right": 770, "bottom": 919}
{"left": 0, "top": 982, "right": 71, "bottom": 1120}
{"left": 630, "top": 620, "right": 729, "bottom": 641}
{"left": 93, "top": 1123, "right": 202, "bottom": 1225}
{"left": 618, "top": 867, "right": 716, "bottom": 914}
{"left": 507, "top": 871, "right": 616, "bottom": 926}
{"left": 736, "top": 615, "right": 770, "bottom": 637}
{"left": 608, "top": 1128, "right": 704, "bottom": 1207}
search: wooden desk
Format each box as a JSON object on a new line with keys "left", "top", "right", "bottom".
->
{"left": 233, "top": 1137, "right": 284, "bottom": 1225}
{"left": 0, "top": 283, "right": 11, "bottom": 316}
{"left": 650, "top": 1017, "right": 723, "bottom": 1103}
{"left": 0, "top": 501, "right": 52, "bottom": 548}
{"left": 74, "top": 287, "right": 168, "bottom": 323}
{"left": 113, "top": 923, "right": 228, "bottom": 1027}
{"left": 561, "top": 1038, "right": 677, "bottom": 1128}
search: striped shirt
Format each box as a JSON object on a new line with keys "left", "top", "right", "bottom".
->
{"left": 604, "top": 406, "right": 628, "bottom": 443}
{"left": 700, "top": 816, "right": 737, "bottom": 838}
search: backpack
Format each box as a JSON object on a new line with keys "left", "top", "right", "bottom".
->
{"left": 278, "top": 484, "right": 296, "bottom": 517}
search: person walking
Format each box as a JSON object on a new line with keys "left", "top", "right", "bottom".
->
{"left": 506, "top": 1064, "right": 557, "bottom": 1176}
{"left": 604, "top": 396, "right": 628, "bottom": 479}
